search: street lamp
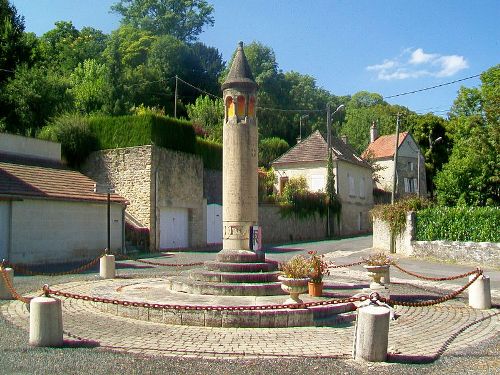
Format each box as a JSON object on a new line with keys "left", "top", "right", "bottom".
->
{"left": 297, "top": 114, "right": 309, "bottom": 143}
{"left": 93, "top": 183, "right": 115, "bottom": 252}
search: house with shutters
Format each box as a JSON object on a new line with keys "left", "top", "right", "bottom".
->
{"left": 362, "top": 122, "right": 426, "bottom": 202}
{"left": 272, "top": 130, "right": 373, "bottom": 235}
{"left": 0, "top": 133, "right": 127, "bottom": 265}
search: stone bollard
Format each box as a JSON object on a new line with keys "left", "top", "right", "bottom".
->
{"left": 29, "top": 296, "right": 63, "bottom": 347}
{"left": 100, "top": 254, "right": 116, "bottom": 279}
{"left": 0, "top": 267, "right": 15, "bottom": 300}
{"left": 353, "top": 305, "right": 390, "bottom": 362}
{"left": 380, "top": 267, "right": 391, "bottom": 285}
{"left": 468, "top": 274, "right": 491, "bottom": 309}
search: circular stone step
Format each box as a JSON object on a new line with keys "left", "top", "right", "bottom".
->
{"left": 204, "top": 261, "right": 278, "bottom": 273}
{"left": 166, "top": 277, "right": 285, "bottom": 296}
{"left": 189, "top": 269, "right": 280, "bottom": 283}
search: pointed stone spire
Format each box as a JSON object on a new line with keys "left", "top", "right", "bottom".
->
{"left": 222, "top": 41, "right": 258, "bottom": 91}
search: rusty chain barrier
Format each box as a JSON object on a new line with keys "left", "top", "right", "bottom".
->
{"left": 329, "top": 260, "right": 366, "bottom": 269}
{"left": 392, "top": 263, "right": 481, "bottom": 281}
{"left": 0, "top": 266, "right": 33, "bottom": 304}
{"left": 114, "top": 254, "right": 204, "bottom": 267}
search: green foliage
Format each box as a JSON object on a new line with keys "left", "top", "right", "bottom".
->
{"left": 308, "top": 251, "right": 330, "bottom": 283}
{"left": 38, "top": 113, "right": 98, "bottom": 167}
{"left": 258, "top": 167, "right": 276, "bottom": 203}
{"left": 186, "top": 95, "right": 223, "bottom": 142}
{"left": 259, "top": 137, "right": 289, "bottom": 168}
{"left": 371, "top": 196, "right": 431, "bottom": 236}
{"left": 111, "top": 0, "right": 215, "bottom": 42}
{"left": 280, "top": 176, "right": 327, "bottom": 219}
{"left": 88, "top": 114, "right": 196, "bottom": 153}
{"left": 195, "top": 137, "right": 222, "bottom": 170}
{"left": 69, "top": 59, "right": 111, "bottom": 114}
{"left": 416, "top": 206, "right": 500, "bottom": 242}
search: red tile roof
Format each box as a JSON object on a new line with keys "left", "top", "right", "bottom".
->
{"left": 0, "top": 156, "right": 127, "bottom": 204}
{"left": 272, "top": 130, "right": 370, "bottom": 168}
{"left": 362, "top": 132, "right": 408, "bottom": 159}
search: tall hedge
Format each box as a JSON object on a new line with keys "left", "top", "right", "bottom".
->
{"left": 88, "top": 114, "right": 196, "bottom": 154}
{"left": 416, "top": 206, "right": 500, "bottom": 242}
{"left": 196, "top": 137, "right": 222, "bottom": 170}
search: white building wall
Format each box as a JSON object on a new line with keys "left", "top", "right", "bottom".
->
{"left": 0, "top": 133, "right": 61, "bottom": 161}
{"left": 10, "top": 199, "right": 123, "bottom": 264}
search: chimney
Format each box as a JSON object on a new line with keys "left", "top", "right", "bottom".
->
{"left": 370, "top": 121, "right": 379, "bottom": 143}
{"left": 341, "top": 135, "right": 348, "bottom": 144}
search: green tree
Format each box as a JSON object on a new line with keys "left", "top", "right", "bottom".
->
{"left": 258, "top": 137, "right": 289, "bottom": 168}
{"left": 186, "top": 95, "right": 223, "bottom": 142}
{"left": 69, "top": 59, "right": 111, "bottom": 114}
{"left": 111, "top": 0, "right": 214, "bottom": 41}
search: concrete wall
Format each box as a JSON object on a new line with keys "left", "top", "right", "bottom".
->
{"left": 204, "top": 169, "right": 222, "bottom": 204}
{"left": 82, "top": 145, "right": 206, "bottom": 251}
{"left": 153, "top": 146, "right": 206, "bottom": 249}
{"left": 372, "top": 212, "right": 499, "bottom": 266}
{"left": 9, "top": 199, "right": 123, "bottom": 264}
{"left": 259, "top": 204, "right": 326, "bottom": 244}
{"left": 0, "top": 133, "right": 61, "bottom": 161}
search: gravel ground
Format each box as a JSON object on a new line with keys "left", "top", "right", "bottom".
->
{"left": 0, "top": 256, "right": 498, "bottom": 375}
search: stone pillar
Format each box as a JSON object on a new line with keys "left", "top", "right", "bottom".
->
{"left": 0, "top": 267, "right": 14, "bottom": 300}
{"left": 354, "top": 305, "right": 390, "bottom": 362}
{"left": 468, "top": 274, "right": 491, "bottom": 309}
{"left": 29, "top": 296, "right": 64, "bottom": 347}
{"left": 100, "top": 255, "right": 116, "bottom": 279}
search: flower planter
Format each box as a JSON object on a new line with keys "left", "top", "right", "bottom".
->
{"left": 364, "top": 265, "right": 390, "bottom": 288}
{"left": 278, "top": 276, "right": 309, "bottom": 304}
{"left": 308, "top": 281, "right": 323, "bottom": 297}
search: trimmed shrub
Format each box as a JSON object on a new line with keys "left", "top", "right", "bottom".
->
{"left": 38, "top": 113, "right": 98, "bottom": 167}
{"left": 88, "top": 114, "right": 197, "bottom": 153}
{"left": 416, "top": 206, "right": 500, "bottom": 242}
{"left": 259, "top": 137, "right": 289, "bottom": 168}
{"left": 195, "top": 137, "right": 222, "bottom": 170}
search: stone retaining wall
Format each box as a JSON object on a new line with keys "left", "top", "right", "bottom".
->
{"left": 372, "top": 212, "right": 500, "bottom": 266}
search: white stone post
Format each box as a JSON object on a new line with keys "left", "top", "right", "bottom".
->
{"left": 380, "top": 267, "right": 390, "bottom": 285}
{"left": 354, "top": 305, "right": 390, "bottom": 362}
{"left": 468, "top": 274, "right": 491, "bottom": 309}
{"left": 100, "top": 254, "right": 116, "bottom": 279}
{"left": 29, "top": 296, "right": 63, "bottom": 347}
{"left": 0, "top": 267, "right": 14, "bottom": 300}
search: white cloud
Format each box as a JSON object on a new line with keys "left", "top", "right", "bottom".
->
{"left": 366, "top": 48, "right": 468, "bottom": 80}
{"left": 409, "top": 48, "right": 438, "bottom": 65}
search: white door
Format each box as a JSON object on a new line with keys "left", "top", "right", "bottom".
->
{"left": 160, "top": 208, "right": 189, "bottom": 249}
{"left": 0, "top": 202, "right": 9, "bottom": 260}
{"left": 206, "top": 204, "right": 222, "bottom": 244}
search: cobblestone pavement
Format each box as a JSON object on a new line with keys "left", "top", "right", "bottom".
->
{"left": 2, "top": 274, "right": 498, "bottom": 361}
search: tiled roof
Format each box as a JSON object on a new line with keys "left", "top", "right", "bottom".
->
{"left": 272, "top": 130, "right": 371, "bottom": 168}
{"left": 362, "top": 132, "right": 408, "bottom": 159}
{"left": 0, "top": 153, "right": 127, "bottom": 204}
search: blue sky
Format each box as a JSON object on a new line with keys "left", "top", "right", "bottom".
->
{"left": 10, "top": 0, "right": 500, "bottom": 115}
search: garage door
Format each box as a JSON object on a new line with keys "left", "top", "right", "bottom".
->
{"left": 160, "top": 208, "right": 189, "bottom": 249}
{"left": 207, "top": 204, "right": 222, "bottom": 244}
{"left": 0, "top": 202, "right": 8, "bottom": 260}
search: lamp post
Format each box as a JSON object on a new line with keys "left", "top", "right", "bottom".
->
{"left": 326, "top": 104, "right": 345, "bottom": 237}
{"left": 93, "top": 183, "right": 115, "bottom": 252}
{"left": 297, "top": 114, "right": 309, "bottom": 143}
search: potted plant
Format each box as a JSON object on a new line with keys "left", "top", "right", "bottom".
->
{"left": 278, "top": 255, "right": 310, "bottom": 304}
{"left": 307, "top": 251, "right": 330, "bottom": 297}
{"left": 362, "top": 252, "right": 393, "bottom": 288}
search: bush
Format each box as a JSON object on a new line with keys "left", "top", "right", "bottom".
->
{"left": 416, "top": 206, "right": 500, "bottom": 242}
{"left": 38, "top": 113, "right": 98, "bottom": 167}
{"left": 195, "top": 137, "right": 222, "bottom": 170}
{"left": 280, "top": 176, "right": 327, "bottom": 219}
{"left": 259, "top": 137, "right": 289, "bottom": 168}
{"left": 371, "top": 196, "right": 431, "bottom": 236}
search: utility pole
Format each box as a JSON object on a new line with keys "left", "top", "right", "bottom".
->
{"left": 174, "top": 75, "right": 178, "bottom": 118}
{"left": 391, "top": 113, "right": 400, "bottom": 205}
{"left": 326, "top": 103, "right": 331, "bottom": 237}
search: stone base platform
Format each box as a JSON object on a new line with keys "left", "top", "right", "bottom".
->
{"left": 81, "top": 278, "right": 358, "bottom": 328}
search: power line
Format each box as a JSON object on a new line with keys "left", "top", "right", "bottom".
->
{"left": 384, "top": 74, "right": 481, "bottom": 99}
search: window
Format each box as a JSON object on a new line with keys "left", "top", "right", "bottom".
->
{"left": 408, "top": 162, "right": 414, "bottom": 171}
{"left": 310, "top": 175, "right": 325, "bottom": 192}
{"left": 226, "top": 97, "right": 234, "bottom": 118}
{"left": 279, "top": 176, "right": 289, "bottom": 194}
{"left": 237, "top": 95, "right": 245, "bottom": 117}
{"left": 404, "top": 177, "right": 417, "bottom": 193}
{"left": 348, "top": 174, "right": 356, "bottom": 197}
{"left": 359, "top": 177, "right": 366, "bottom": 198}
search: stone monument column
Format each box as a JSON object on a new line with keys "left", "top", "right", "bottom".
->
{"left": 218, "top": 42, "right": 260, "bottom": 263}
